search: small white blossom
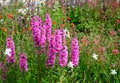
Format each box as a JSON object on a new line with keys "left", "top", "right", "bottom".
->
{"left": 111, "top": 69, "right": 117, "bottom": 75}
{"left": 92, "top": 53, "right": 98, "bottom": 60}
{"left": 34, "top": 0, "right": 46, "bottom": 7}
{"left": 18, "top": 8, "right": 28, "bottom": 15}
{"left": 40, "top": 0, "right": 45, "bottom": 6}
{"left": 64, "top": 29, "right": 70, "bottom": 38}
{"left": 18, "top": 9, "right": 23, "bottom": 13}
{"left": 26, "top": 18, "right": 30, "bottom": 21}
{"left": 67, "top": 61, "right": 74, "bottom": 72}
{"left": 0, "top": 19, "right": 3, "bottom": 22}
{"left": 67, "top": 61, "right": 74, "bottom": 69}
{"left": 18, "top": 8, "right": 26, "bottom": 15}
{"left": 4, "top": 48, "right": 12, "bottom": 57}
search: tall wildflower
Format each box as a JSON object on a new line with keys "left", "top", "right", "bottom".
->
{"left": 6, "top": 36, "right": 16, "bottom": 63}
{"left": 47, "top": 35, "right": 56, "bottom": 68}
{"left": 40, "top": 25, "right": 46, "bottom": 52}
{"left": 31, "top": 16, "right": 42, "bottom": 30}
{"left": 55, "top": 29, "right": 63, "bottom": 52}
{"left": 45, "top": 13, "right": 52, "bottom": 42}
{"left": 71, "top": 37, "right": 79, "bottom": 67}
{"left": 58, "top": 45, "right": 68, "bottom": 67}
{"left": 19, "top": 53, "right": 28, "bottom": 72}
{"left": 31, "top": 16, "right": 42, "bottom": 48}
{"left": 58, "top": 29, "right": 68, "bottom": 67}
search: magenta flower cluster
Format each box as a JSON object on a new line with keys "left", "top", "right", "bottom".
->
{"left": 58, "top": 45, "right": 68, "bottom": 66}
{"left": 6, "top": 36, "right": 16, "bottom": 63}
{"left": 31, "top": 16, "right": 42, "bottom": 48}
{"left": 31, "top": 15, "right": 50, "bottom": 52}
{"left": 19, "top": 52, "right": 28, "bottom": 72}
{"left": 47, "top": 35, "right": 56, "bottom": 67}
{"left": 55, "top": 29, "right": 63, "bottom": 52}
{"left": 31, "top": 13, "right": 80, "bottom": 68}
{"left": 5, "top": 36, "right": 29, "bottom": 72}
{"left": 40, "top": 25, "right": 47, "bottom": 52}
{"left": 71, "top": 37, "right": 80, "bottom": 66}
{"left": 46, "top": 13, "right": 52, "bottom": 42}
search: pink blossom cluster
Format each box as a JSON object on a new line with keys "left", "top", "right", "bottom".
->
{"left": 19, "top": 52, "right": 28, "bottom": 72}
{"left": 6, "top": 36, "right": 16, "bottom": 63}
{"left": 31, "top": 16, "right": 42, "bottom": 48}
{"left": 46, "top": 13, "right": 52, "bottom": 42}
{"left": 31, "top": 13, "right": 80, "bottom": 68}
{"left": 40, "top": 25, "right": 46, "bottom": 52}
{"left": 71, "top": 37, "right": 80, "bottom": 67}
{"left": 112, "top": 49, "right": 119, "bottom": 55}
{"left": 5, "top": 36, "right": 29, "bottom": 72}
{"left": 58, "top": 45, "right": 68, "bottom": 67}
{"left": 47, "top": 35, "right": 56, "bottom": 67}
{"left": 31, "top": 14, "right": 52, "bottom": 51}
{"left": 55, "top": 29, "right": 63, "bottom": 52}
{"left": 46, "top": 29, "right": 68, "bottom": 67}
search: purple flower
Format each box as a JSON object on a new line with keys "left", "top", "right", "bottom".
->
{"left": 47, "top": 35, "right": 56, "bottom": 68}
{"left": 71, "top": 37, "right": 79, "bottom": 67}
{"left": 19, "top": 53, "right": 28, "bottom": 72}
{"left": 32, "top": 27, "right": 41, "bottom": 47}
{"left": 31, "top": 15, "right": 42, "bottom": 30}
{"left": 40, "top": 25, "right": 46, "bottom": 52}
{"left": 6, "top": 36, "right": 16, "bottom": 63}
{"left": 55, "top": 29, "right": 63, "bottom": 52}
{"left": 45, "top": 13, "right": 52, "bottom": 42}
{"left": 58, "top": 45, "right": 68, "bottom": 67}
{"left": 31, "top": 16, "right": 42, "bottom": 48}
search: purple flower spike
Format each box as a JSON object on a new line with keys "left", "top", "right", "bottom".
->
{"left": 47, "top": 35, "right": 56, "bottom": 68}
{"left": 55, "top": 29, "right": 63, "bottom": 52}
{"left": 31, "top": 15, "right": 42, "bottom": 30}
{"left": 45, "top": 13, "right": 52, "bottom": 42}
{"left": 58, "top": 45, "right": 68, "bottom": 67}
{"left": 40, "top": 25, "right": 46, "bottom": 52}
{"left": 6, "top": 36, "right": 16, "bottom": 63}
{"left": 31, "top": 16, "right": 42, "bottom": 48}
{"left": 19, "top": 53, "right": 28, "bottom": 72}
{"left": 71, "top": 37, "right": 80, "bottom": 67}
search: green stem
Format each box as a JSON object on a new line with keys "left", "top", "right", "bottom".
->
{"left": 37, "top": 49, "right": 41, "bottom": 83}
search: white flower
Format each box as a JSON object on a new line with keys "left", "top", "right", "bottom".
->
{"left": 18, "top": 9, "right": 23, "bottom": 13}
{"left": 26, "top": 17, "right": 30, "bottom": 20}
{"left": 0, "top": 0, "right": 3, "bottom": 4}
{"left": 111, "top": 69, "right": 117, "bottom": 75}
{"left": 92, "top": 53, "right": 98, "bottom": 60}
{"left": 18, "top": 8, "right": 28, "bottom": 15}
{"left": 4, "top": 48, "right": 12, "bottom": 57}
{"left": 18, "top": 8, "right": 25, "bottom": 15}
{"left": 64, "top": 29, "right": 70, "bottom": 38}
{"left": 67, "top": 61, "right": 74, "bottom": 69}
{"left": 53, "top": 1, "right": 60, "bottom": 10}
{"left": 34, "top": 0, "right": 46, "bottom": 7}
{"left": 0, "top": 19, "right": 3, "bottom": 22}
{"left": 40, "top": 0, "right": 45, "bottom": 6}
{"left": 22, "top": 0, "right": 26, "bottom": 3}
{"left": 67, "top": 61, "right": 74, "bottom": 72}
